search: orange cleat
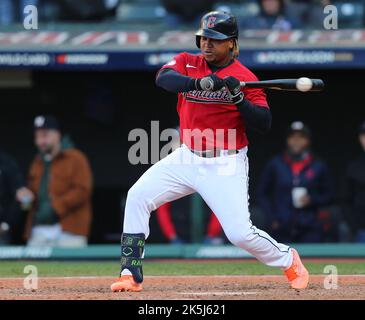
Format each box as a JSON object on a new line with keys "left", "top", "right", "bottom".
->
{"left": 111, "top": 275, "right": 143, "bottom": 292}
{"left": 284, "top": 248, "right": 309, "bottom": 289}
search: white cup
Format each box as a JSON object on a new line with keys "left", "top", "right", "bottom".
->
{"left": 292, "top": 187, "right": 308, "bottom": 208}
{"left": 20, "top": 195, "right": 33, "bottom": 211}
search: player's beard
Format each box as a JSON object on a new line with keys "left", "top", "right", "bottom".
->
{"left": 203, "top": 51, "right": 215, "bottom": 62}
{"left": 203, "top": 51, "right": 232, "bottom": 67}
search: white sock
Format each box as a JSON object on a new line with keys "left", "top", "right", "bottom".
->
{"left": 121, "top": 269, "right": 132, "bottom": 276}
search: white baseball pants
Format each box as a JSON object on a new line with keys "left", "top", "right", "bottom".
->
{"left": 123, "top": 144, "right": 293, "bottom": 269}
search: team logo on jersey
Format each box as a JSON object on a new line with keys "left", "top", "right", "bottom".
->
{"left": 185, "top": 89, "right": 233, "bottom": 104}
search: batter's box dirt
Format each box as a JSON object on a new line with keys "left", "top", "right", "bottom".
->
{"left": 0, "top": 275, "right": 364, "bottom": 300}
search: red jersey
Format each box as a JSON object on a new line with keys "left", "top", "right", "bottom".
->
{"left": 159, "top": 52, "right": 269, "bottom": 150}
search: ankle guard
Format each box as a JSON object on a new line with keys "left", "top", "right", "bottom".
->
{"left": 121, "top": 233, "right": 145, "bottom": 283}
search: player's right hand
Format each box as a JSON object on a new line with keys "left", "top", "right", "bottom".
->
{"left": 196, "top": 74, "right": 225, "bottom": 92}
{"left": 224, "top": 76, "right": 244, "bottom": 104}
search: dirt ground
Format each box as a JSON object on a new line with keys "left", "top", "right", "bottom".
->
{"left": 1, "top": 275, "right": 365, "bottom": 300}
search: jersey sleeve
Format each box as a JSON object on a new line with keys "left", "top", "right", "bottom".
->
{"left": 242, "top": 73, "right": 269, "bottom": 108}
{"left": 159, "top": 52, "right": 188, "bottom": 76}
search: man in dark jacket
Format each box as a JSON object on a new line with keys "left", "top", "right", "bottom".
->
{"left": 0, "top": 148, "right": 24, "bottom": 244}
{"left": 342, "top": 122, "right": 365, "bottom": 242}
{"left": 257, "top": 121, "right": 333, "bottom": 243}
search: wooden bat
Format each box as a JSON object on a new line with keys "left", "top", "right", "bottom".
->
{"left": 239, "top": 78, "right": 324, "bottom": 92}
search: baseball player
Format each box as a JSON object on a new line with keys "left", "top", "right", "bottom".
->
{"left": 111, "top": 11, "right": 309, "bottom": 292}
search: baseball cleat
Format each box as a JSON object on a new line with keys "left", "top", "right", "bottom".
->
{"left": 110, "top": 275, "right": 143, "bottom": 292}
{"left": 284, "top": 248, "right": 309, "bottom": 289}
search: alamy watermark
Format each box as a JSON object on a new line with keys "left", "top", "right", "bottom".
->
{"left": 23, "top": 265, "right": 38, "bottom": 290}
{"left": 127, "top": 121, "right": 241, "bottom": 176}
{"left": 22, "top": 4, "right": 339, "bottom": 32}
{"left": 323, "top": 5, "right": 338, "bottom": 30}
{"left": 23, "top": 5, "right": 38, "bottom": 30}
{"left": 323, "top": 265, "right": 338, "bottom": 290}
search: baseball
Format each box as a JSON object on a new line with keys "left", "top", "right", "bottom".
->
{"left": 296, "top": 77, "right": 313, "bottom": 92}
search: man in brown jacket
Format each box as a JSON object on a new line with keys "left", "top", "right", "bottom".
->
{"left": 18, "top": 115, "right": 93, "bottom": 247}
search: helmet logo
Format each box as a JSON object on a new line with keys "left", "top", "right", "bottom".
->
{"left": 206, "top": 16, "right": 217, "bottom": 28}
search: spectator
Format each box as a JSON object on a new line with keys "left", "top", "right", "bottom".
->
{"left": 203, "top": 212, "right": 224, "bottom": 245}
{"left": 156, "top": 202, "right": 224, "bottom": 245}
{"left": 257, "top": 121, "right": 333, "bottom": 243}
{"left": 0, "top": 0, "right": 39, "bottom": 26}
{"left": 342, "top": 122, "right": 365, "bottom": 242}
{"left": 21, "top": 115, "right": 93, "bottom": 247}
{"left": 0, "top": 148, "right": 25, "bottom": 244}
{"left": 0, "top": 0, "right": 15, "bottom": 25}
{"left": 156, "top": 202, "right": 185, "bottom": 244}
{"left": 286, "top": 0, "right": 332, "bottom": 30}
{"left": 58, "top": 0, "right": 118, "bottom": 21}
{"left": 241, "top": 0, "right": 302, "bottom": 30}
{"left": 161, "top": 0, "right": 216, "bottom": 28}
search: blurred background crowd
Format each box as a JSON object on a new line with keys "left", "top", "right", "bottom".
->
{"left": 0, "top": 0, "right": 364, "bottom": 29}
{"left": 1, "top": 115, "right": 365, "bottom": 247}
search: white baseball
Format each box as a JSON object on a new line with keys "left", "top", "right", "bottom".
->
{"left": 296, "top": 77, "right": 313, "bottom": 92}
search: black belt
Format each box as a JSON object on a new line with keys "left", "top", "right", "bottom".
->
{"left": 190, "top": 148, "right": 239, "bottom": 158}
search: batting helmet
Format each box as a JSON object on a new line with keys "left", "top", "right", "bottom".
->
{"left": 195, "top": 11, "right": 239, "bottom": 49}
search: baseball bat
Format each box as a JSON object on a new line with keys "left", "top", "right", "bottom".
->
{"left": 240, "top": 79, "right": 324, "bottom": 92}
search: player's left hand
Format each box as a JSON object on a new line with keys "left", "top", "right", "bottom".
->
{"left": 197, "top": 74, "right": 225, "bottom": 92}
{"left": 224, "top": 76, "right": 244, "bottom": 104}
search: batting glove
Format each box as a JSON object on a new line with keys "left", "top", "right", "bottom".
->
{"left": 224, "top": 76, "right": 244, "bottom": 104}
{"left": 196, "top": 74, "right": 225, "bottom": 92}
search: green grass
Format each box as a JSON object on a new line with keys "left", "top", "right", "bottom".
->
{"left": 0, "top": 260, "right": 364, "bottom": 277}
